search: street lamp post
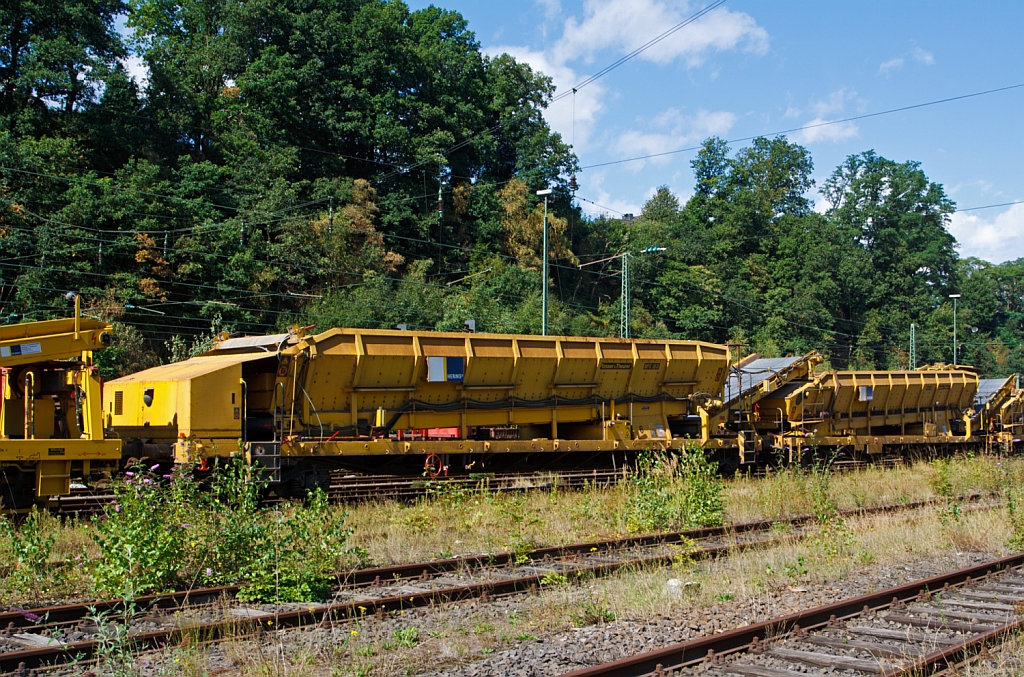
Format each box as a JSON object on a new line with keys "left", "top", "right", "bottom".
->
{"left": 949, "top": 293, "right": 961, "bottom": 365}
{"left": 537, "top": 189, "right": 552, "bottom": 335}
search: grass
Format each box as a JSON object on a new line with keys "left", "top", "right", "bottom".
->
{"left": 0, "top": 453, "right": 1015, "bottom": 609}
{"left": 341, "top": 453, "right": 1013, "bottom": 566}
{"left": 172, "top": 500, "right": 1013, "bottom": 676}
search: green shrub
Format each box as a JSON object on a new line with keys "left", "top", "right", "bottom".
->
{"left": 237, "top": 488, "right": 351, "bottom": 603}
{"left": 0, "top": 507, "right": 57, "bottom": 601}
{"left": 624, "top": 445, "right": 723, "bottom": 534}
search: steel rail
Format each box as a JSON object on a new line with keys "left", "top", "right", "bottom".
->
{"left": 0, "top": 496, "right": 997, "bottom": 673}
{"left": 556, "top": 553, "right": 1024, "bottom": 677}
{"left": 0, "top": 535, "right": 780, "bottom": 671}
{"left": 0, "top": 492, "right": 991, "bottom": 638}
{"left": 0, "top": 494, "right": 986, "bottom": 631}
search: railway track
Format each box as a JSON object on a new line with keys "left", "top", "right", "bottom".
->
{"left": 558, "top": 554, "right": 1024, "bottom": 677}
{"left": 47, "top": 468, "right": 625, "bottom": 515}
{"left": 0, "top": 496, "right": 979, "bottom": 674}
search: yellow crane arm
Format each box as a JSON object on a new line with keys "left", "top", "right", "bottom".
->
{"left": 0, "top": 317, "right": 113, "bottom": 367}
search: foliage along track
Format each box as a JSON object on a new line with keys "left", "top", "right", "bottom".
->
{"left": 0, "top": 494, "right": 991, "bottom": 673}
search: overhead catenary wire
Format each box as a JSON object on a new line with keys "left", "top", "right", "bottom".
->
{"left": 582, "top": 82, "right": 1024, "bottom": 170}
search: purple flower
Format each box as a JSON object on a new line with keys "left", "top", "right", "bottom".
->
{"left": 180, "top": 523, "right": 192, "bottom": 529}
{"left": 151, "top": 464, "right": 160, "bottom": 471}
{"left": 114, "top": 504, "right": 121, "bottom": 513}
{"left": 143, "top": 478, "right": 153, "bottom": 485}
{"left": 205, "top": 568, "right": 213, "bottom": 577}
{"left": 19, "top": 610, "right": 42, "bottom": 623}
{"left": 162, "top": 474, "right": 172, "bottom": 479}
{"left": 124, "top": 471, "right": 134, "bottom": 477}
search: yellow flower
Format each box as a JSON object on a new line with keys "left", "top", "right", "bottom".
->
{"left": 351, "top": 630, "right": 359, "bottom": 636}
{"left": 590, "top": 547, "right": 598, "bottom": 552}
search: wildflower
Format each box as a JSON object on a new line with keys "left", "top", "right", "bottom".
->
{"left": 114, "top": 504, "right": 121, "bottom": 513}
{"left": 180, "top": 523, "right": 192, "bottom": 529}
{"left": 351, "top": 630, "right": 359, "bottom": 636}
{"left": 125, "top": 471, "right": 134, "bottom": 477}
{"left": 143, "top": 478, "right": 153, "bottom": 485}
{"left": 206, "top": 568, "right": 213, "bottom": 577}
{"left": 19, "top": 610, "right": 42, "bottom": 623}
{"left": 151, "top": 464, "right": 160, "bottom": 471}
{"left": 162, "top": 474, "right": 172, "bottom": 479}
{"left": 590, "top": 547, "right": 598, "bottom": 552}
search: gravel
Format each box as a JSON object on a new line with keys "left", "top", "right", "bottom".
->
{"left": 41, "top": 547, "right": 1003, "bottom": 676}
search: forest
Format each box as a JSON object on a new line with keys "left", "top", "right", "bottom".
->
{"left": 1, "top": 0, "right": 1021, "bottom": 378}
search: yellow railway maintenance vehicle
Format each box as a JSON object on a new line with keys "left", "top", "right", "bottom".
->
{"left": 0, "top": 296, "right": 121, "bottom": 510}
{"left": 702, "top": 351, "right": 823, "bottom": 467}
{"left": 777, "top": 365, "right": 980, "bottom": 463}
{"left": 974, "top": 376, "right": 1024, "bottom": 450}
{"left": 107, "top": 327, "right": 730, "bottom": 496}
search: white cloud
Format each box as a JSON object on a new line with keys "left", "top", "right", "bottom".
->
{"left": 912, "top": 47, "right": 934, "bottom": 65}
{"left": 487, "top": 45, "right": 606, "bottom": 155}
{"left": 879, "top": 45, "right": 935, "bottom": 75}
{"left": 948, "top": 204, "right": 1024, "bottom": 264}
{"left": 576, "top": 171, "right": 643, "bottom": 217}
{"left": 614, "top": 108, "right": 736, "bottom": 168}
{"left": 811, "top": 88, "right": 855, "bottom": 117}
{"left": 792, "top": 118, "right": 859, "bottom": 144}
{"left": 878, "top": 57, "right": 904, "bottom": 75}
{"left": 788, "top": 89, "right": 859, "bottom": 145}
{"left": 488, "top": 2, "right": 764, "bottom": 157}
{"left": 555, "top": 0, "right": 768, "bottom": 67}
{"left": 534, "top": 0, "right": 562, "bottom": 19}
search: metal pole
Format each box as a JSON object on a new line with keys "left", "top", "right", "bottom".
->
{"left": 910, "top": 323, "right": 916, "bottom": 370}
{"left": 953, "top": 297, "right": 958, "bottom": 366}
{"left": 620, "top": 252, "right": 630, "bottom": 338}
{"left": 542, "top": 194, "right": 549, "bottom": 336}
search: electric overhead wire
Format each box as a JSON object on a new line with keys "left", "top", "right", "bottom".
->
{"left": 583, "top": 82, "right": 1024, "bottom": 169}
{"left": 375, "top": 1, "right": 729, "bottom": 182}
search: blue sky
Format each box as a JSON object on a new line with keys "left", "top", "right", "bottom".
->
{"left": 402, "top": 0, "right": 1024, "bottom": 264}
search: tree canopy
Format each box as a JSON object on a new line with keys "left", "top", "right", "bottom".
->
{"left": 0, "top": 0, "right": 1020, "bottom": 378}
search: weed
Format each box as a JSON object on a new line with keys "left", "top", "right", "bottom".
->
{"left": 540, "top": 571, "right": 568, "bottom": 586}
{"left": 571, "top": 596, "right": 616, "bottom": 626}
{"left": 784, "top": 555, "right": 808, "bottom": 579}
{"left": 237, "top": 487, "right": 352, "bottom": 603}
{"left": 669, "top": 536, "right": 697, "bottom": 572}
{"left": 0, "top": 506, "right": 57, "bottom": 601}
{"left": 392, "top": 626, "right": 420, "bottom": 648}
{"left": 1001, "top": 465, "right": 1024, "bottom": 551}
{"left": 807, "top": 461, "right": 856, "bottom": 564}
{"left": 515, "top": 632, "right": 537, "bottom": 641}
{"left": 714, "top": 592, "right": 735, "bottom": 602}
{"left": 624, "top": 445, "right": 722, "bottom": 534}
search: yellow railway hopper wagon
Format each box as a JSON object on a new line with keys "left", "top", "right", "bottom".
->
{"left": 0, "top": 299, "right": 122, "bottom": 510}
{"left": 107, "top": 328, "right": 730, "bottom": 496}
{"left": 778, "top": 366, "right": 979, "bottom": 462}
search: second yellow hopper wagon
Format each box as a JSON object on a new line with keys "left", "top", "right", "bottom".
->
{"left": 107, "top": 328, "right": 730, "bottom": 496}
{"left": 779, "top": 366, "right": 979, "bottom": 462}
